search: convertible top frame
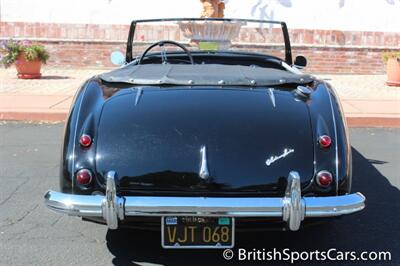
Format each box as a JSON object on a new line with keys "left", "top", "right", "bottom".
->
{"left": 125, "top": 18, "right": 293, "bottom": 65}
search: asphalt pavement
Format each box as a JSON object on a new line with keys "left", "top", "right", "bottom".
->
{"left": 0, "top": 123, "right": 399, "bottom": 265}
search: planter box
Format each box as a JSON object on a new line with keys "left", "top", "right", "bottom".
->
{"left": 386, "top": 57, "right": 400, "bottom": 86}
{"left": 178, "top": 21, "right": 244, "bottom": 50}
{"left": 15, "top": 54, "right": 42, "bottom": 79}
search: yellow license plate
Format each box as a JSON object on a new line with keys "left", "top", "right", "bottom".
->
{"left": 162, "top": 216, "right": 234, "bottom": 249}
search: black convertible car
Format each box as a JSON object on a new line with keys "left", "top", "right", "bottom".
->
{"left": 45, "top": 18, "right": 365, "bottom": 249}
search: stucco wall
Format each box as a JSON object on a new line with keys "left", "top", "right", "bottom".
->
{"left": 0, "top": 0, "right": 399, "bottom": 73}
{"left": 1, "top": 0, "right": 399, "bottom": 32}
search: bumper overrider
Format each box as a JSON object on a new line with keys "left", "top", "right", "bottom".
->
{"left": 44, "top": 171, "right": 366, "bottom": 231}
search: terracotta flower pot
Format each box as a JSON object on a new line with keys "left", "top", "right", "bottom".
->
{"left": 386, "top": 58, "right": 400, "bottom": 86}
{"left": 15, "top": 54, "right": 42, "bottom": 79}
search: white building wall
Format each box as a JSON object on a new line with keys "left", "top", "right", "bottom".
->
{"left": 0, "top": 0, "right": 399, "bottom": 32}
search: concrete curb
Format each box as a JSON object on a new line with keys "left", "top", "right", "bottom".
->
{"left": 346, "top": 117, "right": 400, "bottom": 128}
{"left": 0, "top": 111, "right": 67, "bottom": 122}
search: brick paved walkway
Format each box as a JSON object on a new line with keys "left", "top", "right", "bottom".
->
{"left": 2, "top": 68, "right": 398, "bottom": 99}
{"left": 0, "top": 67, "right": 399, "bottom": 126}
{"left": 0, "top": 68, "right": 105, "bottom": 95}
{"left": 318, "top": 74, "right": 400, "bottom": 100}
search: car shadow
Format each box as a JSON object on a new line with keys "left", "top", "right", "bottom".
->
{"left": 41, "top": 75, "right": 70, "bottom": 80}
{"left": 106, "top": 147, "right": 400, "bottom": 265}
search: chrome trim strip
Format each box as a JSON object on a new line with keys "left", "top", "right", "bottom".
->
{"left": 71, "top": 84, "right": 88, "bottom": 189}
{"left": 199, "top": 146, "right": 210, "bottom": 179}
{"left": 45, "top": 190, "right": 365, "bottom": 230}
{"left": 124, "top": 197, "right": 283, "bottom": 216}
{"left": 44, "top": 192, "right": 103, "bottom": 216}
{"left": 44, "top": 172, "right": 366, "bottom": 231}
{"left": 326, "top": 82, "right": 339, "bottom": 193}
{"left": 134, "top": 87, "right": 143, "bottom": 106}
{"left": 304, "top": 192, "right": 366, "bottom": 217}
{"left": 45, "top": 190, "right": 365, "bottom": 217}
{"left": 267, "top": 88, "right": 276, "bottom": 108}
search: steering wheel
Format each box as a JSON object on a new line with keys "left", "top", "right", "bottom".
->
{"left": 138, "top": 40, "right": 194, "bottom": 65}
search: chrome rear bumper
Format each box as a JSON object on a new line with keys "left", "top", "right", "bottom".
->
{"left": 44, "top": 171, "right": 366, "bottom": 231}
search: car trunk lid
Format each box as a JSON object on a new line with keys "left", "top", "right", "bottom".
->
{"left": 95, "top": 87, "right": 314, "bottom": 196}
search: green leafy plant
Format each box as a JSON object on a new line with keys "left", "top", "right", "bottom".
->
{"left": 0, "top": 39, "right": 49, "bottom": 68}
{"left": 382, "top": 51, "right": 400, "bottom": 63}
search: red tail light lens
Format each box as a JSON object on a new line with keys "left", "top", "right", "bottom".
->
{"left": 79, "top": 134, "right": 92, "bottom": 147}
{"left": 76, "top": 169, "right": 92, "bottom": 185}
{"left": 316, "top": 171, "right": 333, "bottom": 187}
{"left": 319, "top": 135, "right": 332, "bottom": 149}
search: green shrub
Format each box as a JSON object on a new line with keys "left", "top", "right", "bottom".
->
{"left": 382, "top": 51, "right": 400, "bottom": 63}
{"left": 0, "top": 39, "right": 49, "bottom": 68}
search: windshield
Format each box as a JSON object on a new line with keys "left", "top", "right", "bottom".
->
{"left": 127, "top": 18, "right": 291, "bottom": 64}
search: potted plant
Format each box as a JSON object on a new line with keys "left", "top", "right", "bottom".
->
{"left": 382, "top": 51, "right": 400, "bottom": 86}
{"left": 0, "top": 39, "right": 49, "bottom": 79}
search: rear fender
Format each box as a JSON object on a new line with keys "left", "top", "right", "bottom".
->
{"left": 60, "top": 79, "right": 105, "bottom": 194}
{"left": 305, "top": 81, "right": 351, "bottom": 196}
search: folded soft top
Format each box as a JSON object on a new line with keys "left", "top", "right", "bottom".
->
{"left": 99, "top": 64, "right": 314, "bottom": 86}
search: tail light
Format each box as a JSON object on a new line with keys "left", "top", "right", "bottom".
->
{"left": 76, "top": 169, "right": 92, "bottom": 185}
{"left": 318, "top": 135, "right": 332, "bottom": 149}
{"left": 79, "top": 134, "right": 92, "bottom": 147}
{"left": 316, "top": 170, "right": 333, "bottom": 187}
